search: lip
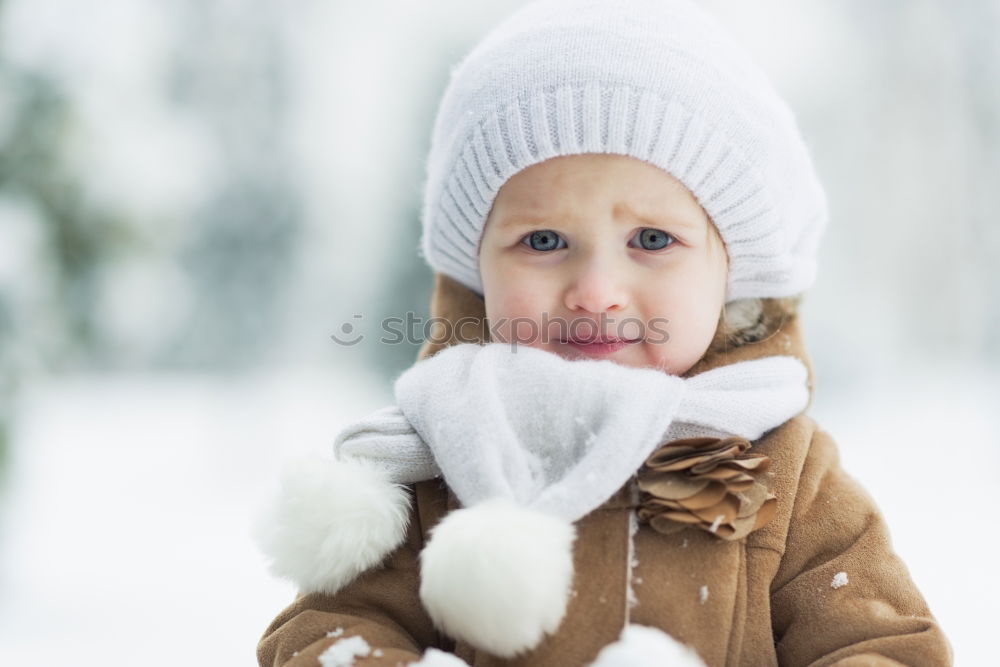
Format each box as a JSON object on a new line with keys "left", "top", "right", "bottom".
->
{"left": 561, "top": 337, "right": 639, "bottom": 356}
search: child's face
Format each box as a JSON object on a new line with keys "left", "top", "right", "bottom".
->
{"left": 478, "top": 153, "right": 729, "bottom": 375}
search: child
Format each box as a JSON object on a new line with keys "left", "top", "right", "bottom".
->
{"left": 254, "top": 1, "right": 952, "bottom": 665}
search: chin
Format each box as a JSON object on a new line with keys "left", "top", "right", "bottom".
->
{"left": 518, "top": 342, "right": 694, "bottom": 376}
{"left": 612, "top": 348, "right": 695, "bottom": 376}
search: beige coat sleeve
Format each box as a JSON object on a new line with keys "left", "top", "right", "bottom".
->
{"left": 770, "top": 427, "right": 953, "bottom": 666}
{"left": 256, "top": 483, "right": 448, "bottom": 667}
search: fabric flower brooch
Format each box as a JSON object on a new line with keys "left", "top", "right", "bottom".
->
{"left": 636, "top": 436, "right": 777, "bottom": 540}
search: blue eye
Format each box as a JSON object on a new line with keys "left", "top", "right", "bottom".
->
{"left": 522, "top": 230, "right": 566, "bottom": 251}
{"left": 631, "top": 228, "right": 674, "bottom": 250}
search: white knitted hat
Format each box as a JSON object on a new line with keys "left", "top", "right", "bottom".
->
{"left": 419, "top": 0, "right": 828, "bottom": 303}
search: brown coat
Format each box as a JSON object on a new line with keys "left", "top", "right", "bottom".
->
{"left": 257, "top": 275, "right": 952, "bottom": 666}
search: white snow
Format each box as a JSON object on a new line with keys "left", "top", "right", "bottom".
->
{"left": 0, "top": 369, "right": 388, "bottom": 666}
{"left": 831, "top": 572, "right": 849, "bottom": 589}
{"left": 318, "top": 635, "right": 371, "bottom": 667}
{"left": 626, "top": 511, "right": 640, "bottom": 611}
{"left": 326, "top": 627, "right": 345, "bottom": 638}
{"left": 808, "top": 362, "right": 999, "bottom": 664}
{"left": 698, "top": 585, "right": 709, "bottom": 604}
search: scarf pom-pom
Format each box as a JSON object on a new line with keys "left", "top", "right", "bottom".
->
{"left": 589, "top": 624, "right": 707, "bottom": 667}
{"left": 253, "top": 453, "right": 412, "bottom": 595}
{"left": 419, "top": 498, "right": 576, "bottom": 658}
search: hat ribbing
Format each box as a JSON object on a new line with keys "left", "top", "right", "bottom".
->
{"left": 419, "top": 0, "right": 828, "bottom": 303}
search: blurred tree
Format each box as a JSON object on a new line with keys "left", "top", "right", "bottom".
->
{"left": 368, "top": 199, "right": 435, "bottom": 377}
{"left": 951, "top": 0, "right": 1000, "bottom": 359}
{"left": 161, "top": 0, "right": 302, "bottom": 371}
{"left": 366, "top": 53, "right": 455, "bottom": 379}
{"left": 0, "top": 63, "right": 136, "bottom": 490}
{"left": 0, "top": 68, "right": 137, "bottom": 371}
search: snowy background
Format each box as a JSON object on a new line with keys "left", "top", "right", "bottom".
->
{"left": 0, "top": 1, "right": 997, "bottom": 665}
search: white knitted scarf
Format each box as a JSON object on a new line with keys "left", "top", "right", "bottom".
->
{"left": 335, "top": 342, "right": 810, "bottom": 522}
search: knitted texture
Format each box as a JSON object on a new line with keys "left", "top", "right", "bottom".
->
{"left": 335, "top": 342, "right": 810, "bottom": 523}
{"left": 420, "top": 0, "right": 828, "bottom": 303}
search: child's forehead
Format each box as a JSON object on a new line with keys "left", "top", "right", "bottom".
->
{"left": 498, "top": 153, "right": 689, "bottom": 190}
{"left": 489, "top": 154, "right": 709, "bottom": 229}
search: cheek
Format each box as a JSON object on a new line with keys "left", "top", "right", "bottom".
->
{"left": 485, "top": 275, "right": 538, "bottom": 320}
{"left": 642, "top": 261, "right": 726, "bottom": 335}
{"left": 483, "top": 272, "right": 553, "bottom": 345}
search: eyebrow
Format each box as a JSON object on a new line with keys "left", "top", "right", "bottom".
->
{"left": 498, "top": 214, "right": 549, "bottom": 230}
{"left": 498, "top": 210, "right": 704, "bottom": 231}
{"left": 618, "top": 201, "right": 705, "bottom": 231}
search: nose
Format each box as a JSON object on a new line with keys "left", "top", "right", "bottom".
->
{"left": 562, "top": 254, "right": 629, "bottom": 315}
